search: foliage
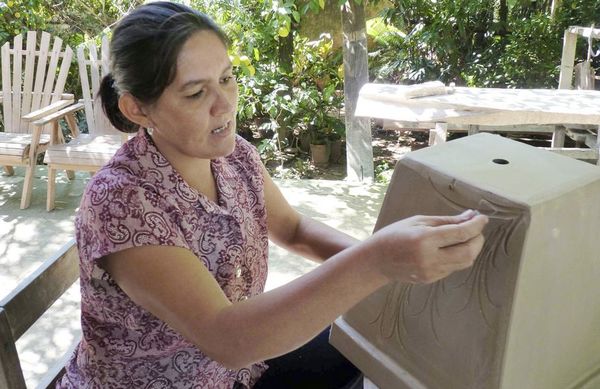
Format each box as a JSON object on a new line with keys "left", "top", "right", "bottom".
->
{"left": 194, "top": 0, "right": 345, "bottom": 163}
{"left": 0, "top": 0, "right": 142, "bottom": 103}
{"left": 369, "top": 0, "right": 600, "bottom": 88}
{"left": 0, "top": 0, "right": 49, "bottom": 45}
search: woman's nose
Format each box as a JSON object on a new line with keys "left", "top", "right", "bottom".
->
{"left": 211, "top": 87, "right": 236, "bottom": 115}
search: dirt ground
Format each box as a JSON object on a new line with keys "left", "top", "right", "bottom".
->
{"left": 266, "top": 125, "right": 565, "bottom": 181}
{"left": 308, "top": 128, "right": 430, "bottom": 181}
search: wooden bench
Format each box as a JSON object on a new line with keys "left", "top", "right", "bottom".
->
{"left": 0, "top": 239, "right": 79, "bottom": 388}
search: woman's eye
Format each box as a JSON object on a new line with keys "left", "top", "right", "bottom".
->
{"left": 188, "top": 89, "right": 205, "bottom": 99}
{"left": 221, "top": 75, "right": 236, "bottom": 84}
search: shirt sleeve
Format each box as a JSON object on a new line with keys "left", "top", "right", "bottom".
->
{"left": 75, "top": 169, "right": 189, "bottom": 279}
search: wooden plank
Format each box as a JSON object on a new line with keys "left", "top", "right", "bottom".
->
{"left": 1, "top": 42, "right": 13, "bottom": 132}
{"left": 558, "top": 29, "right": 578, "bottom": 89}
{"left": 41, "top": 36, "right": 62, "bottom": 109}
{"left": 31, "top": 32, "right": 51, "bottom": 114}
{"left": 77, "top": 45, "right": 96, "bottom": 135}
{"left": 11, "top": 34, "right": 23, "bottom": 133}
{"left": 0, "top": 309, "right": 26, "bottom": 389}
{"left": 429, "top": 122, "right": 448, "bottom": 145}
{"left": 21, "top": 31, "right": 37, "bottom": 127}
{"left": 89, "top": 42, "right": 104, "bottom": 136}
{"left": 0, "top": 240, "right": 78, "bottom": 340}
{"left": 341, "top": 0, "right": 373, "bottom": 181}
{"left": 30, "top": 102, "right": 83, "bottom": 126}
{"left": 567, "top": 25, "right": 600, "bottom": 39}
{"left": 544, "top": 147, "right": 599, "bottom": 160}
{"left": 22, "top": 98, "right": 74, "bottom": 121}
{"left": 54, "top": 45, "right": 72, "bottom": 103}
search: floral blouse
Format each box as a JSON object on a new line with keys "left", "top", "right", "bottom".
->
{"left": 58, "top": 130, "right": 269, "bottom": 388}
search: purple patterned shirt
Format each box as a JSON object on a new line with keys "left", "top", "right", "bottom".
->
{"left": 58, "top": 130, "right": 269, "bottom": 388}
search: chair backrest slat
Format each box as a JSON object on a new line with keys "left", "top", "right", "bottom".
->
{"left": 99, "top": 35, "right": 114, "bottom": 133}
{"left": 11, "top": 34, "right": 23, "bottom": 133}
{"left": 31, "top": 31, "right": 52, "bottom": 116}
{"left": 41, "top": 36, "right": 63, "bottom": 109}
{"left": 77, "top": 35, "right": 119, "bottom": 137}
{"left": 1, "top": 42, "right": 13, "bottom": 131}
{"left": 89, "top": 42, "right": 105, "bottom": 135}
{"left": 21, "top": 32, "right": 37, "bottom": 130}
{"left": 77, "top": 45, "right": 95, "bottom": 135}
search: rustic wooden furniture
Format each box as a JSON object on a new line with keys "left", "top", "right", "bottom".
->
{"left": 43, "top": 35, "right": 125, "bottom": 211}
{"left": 355, "top": 82, "right": 600, "bottom": 164}
{"left": 0, "top": 240, "right": 79, "bottom": 389}
{"left": 551, "top": 25, "right": 600, "bottom": 155}
{"left": 0, "top": 31, "right": 77, "bottom": 209}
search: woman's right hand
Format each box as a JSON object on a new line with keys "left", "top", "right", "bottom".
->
{"left": 367, "top": 210, "right": 488, "bottom": 284}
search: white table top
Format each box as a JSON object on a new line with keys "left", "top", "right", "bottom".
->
{"left": 356, "top": 83, "right": 600, "bottom": 126}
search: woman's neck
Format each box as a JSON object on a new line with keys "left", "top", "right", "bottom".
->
{"left": 148, "top": 131, "right": 218, "bottom": 202}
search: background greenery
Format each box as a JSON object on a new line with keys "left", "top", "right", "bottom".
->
{"left": 1, "top": 0, "right": 599, "bottom": 177}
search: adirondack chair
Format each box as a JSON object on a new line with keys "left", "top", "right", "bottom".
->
{"left": 44, "top": 35, "right": 126, "bottom": 211}
{"left": 0, "top": 31, "right": 77, "bottom": 209}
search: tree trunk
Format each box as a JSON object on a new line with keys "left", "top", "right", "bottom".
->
{"left": 341, "top": 0, "right": 374, "bottom": 182}
{"left": 277, "top": 22, "right": 295, "bottom": 144}
{"left": 498, "top": 0, "right": 508, "bottom": 35}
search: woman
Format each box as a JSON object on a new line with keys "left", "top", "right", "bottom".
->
{"left": 58, "top": 2, "right": 487, "bottom": 388}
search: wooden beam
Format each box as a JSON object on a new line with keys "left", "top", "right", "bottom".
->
{"left": 341, "top": 0, "right": 374, "bottom": 181}
{"left": 0, "top": 309, "right": 26, "bottom": 389}
{"left": 0, "top": 240, "right": 78, "bottom": 340}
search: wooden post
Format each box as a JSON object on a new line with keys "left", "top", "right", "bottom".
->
{"left": 0, "top": 309, "right": 26, "bottom": 389}
{"left": 341, "top": 0, "right": 374, "bottom": 182}
{"left": 558, "top": 28, "right": 578, "bottom": 89}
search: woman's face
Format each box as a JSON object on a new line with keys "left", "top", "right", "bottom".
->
{"left": 144, "top": 30, "right": 238, "bottom": 162}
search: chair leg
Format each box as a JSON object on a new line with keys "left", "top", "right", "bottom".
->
{"left": 20, "top": 161, "right": 36, "bottom": 209}
{"left": 3, "top": 166, "right": 14, "bottom": 176}
{"left": 66, "top": 170, "right": 75, "bottom": 180}
{"left": 47, "top": 167, "right": 57, "bottom": 211}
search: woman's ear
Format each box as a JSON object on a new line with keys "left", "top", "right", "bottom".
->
{"left": 118, "top": 93, "right": 153, "bottom": 128}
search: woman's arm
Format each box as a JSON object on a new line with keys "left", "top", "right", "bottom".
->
{"left": 261, "top": 164, "right": 359, "bottom": 262}
{"left": 101, "top": 209, "right": 487, "bottom": 370}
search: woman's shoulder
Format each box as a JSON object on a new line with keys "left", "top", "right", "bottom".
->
{"left": 230, "top": 134, "right": 261, "bottom": 163}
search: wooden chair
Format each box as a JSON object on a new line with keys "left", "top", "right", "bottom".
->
{"left": 0, "top": 240, "right": 79, "bottom": 389}
{"left": 43, "top": 35, "right": 126, "bottom": 211}
{"left": 0, "top": 31, "right": 77, "bottom": 209}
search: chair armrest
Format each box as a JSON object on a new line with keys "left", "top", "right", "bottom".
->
{"left": 32, "top": 102, "right": 85, "bottom": 127}
{"left": 22, "top": 99, "right": 75, "bottom": 122}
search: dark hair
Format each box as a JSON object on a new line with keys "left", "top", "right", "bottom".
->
{"left": 99, "top": 1, "right": 229, "bottom": 133}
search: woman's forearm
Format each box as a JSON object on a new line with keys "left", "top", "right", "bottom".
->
{"left": 279, "top": 214, "right": 360, "bottom": 263}
{"left": 205, "top": 240, "right": 386, "bottom": 369}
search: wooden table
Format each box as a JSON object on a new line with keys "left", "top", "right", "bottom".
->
{"left": 355, "top": 83, "right": 600, "bottom": 163}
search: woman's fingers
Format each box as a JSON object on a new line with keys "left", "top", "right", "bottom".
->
{"left": 429, "top": 214, "right": 489, "bottom": 248}
{"left": 416, "top": 209, "right": 481, "bottom": 227}
{"left": 438, "top": 234, "right": 486, "bottom": 269}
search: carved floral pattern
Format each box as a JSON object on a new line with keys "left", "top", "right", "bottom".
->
{"left": 372, "top": 175, "right": 528, "bottom": 350}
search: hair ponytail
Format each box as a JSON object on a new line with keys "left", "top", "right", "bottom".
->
{"left": 98, "top": 74, "right": 139, "bottom": 133}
